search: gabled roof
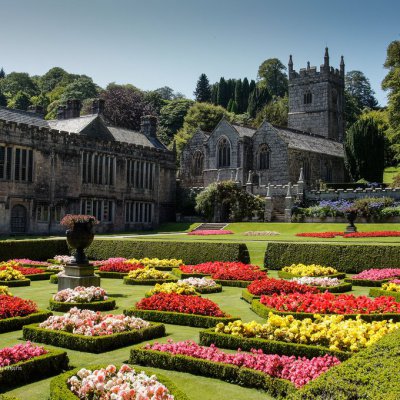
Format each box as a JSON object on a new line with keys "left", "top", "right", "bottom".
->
{"left": 0, "top": 106, "right": 49, "bottom": 128}
{"left": 232, "top": 124, "right": 257, "bottom": 137}
{"left": 48, "top": 114, "right": 97, "bottom": 133}
{"left": 107, "top": 126, "right": 166, "bottom": 149}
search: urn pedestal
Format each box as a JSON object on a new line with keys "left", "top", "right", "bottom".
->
{"left": 345, "top": 211, "right": 357, "bottom": 234}
{"left": 58, "top": 222, "right": 100, "bottom": 290}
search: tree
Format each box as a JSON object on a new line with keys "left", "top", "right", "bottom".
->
{"left": 255, "top": 95, "right": 288, "bottom": 127}
{"left": 154, "top": 86, "right": 174, "bottom": 100}
{"left": 100, "top": 83, "right": 154, "bottom": 131}
{"left": 241, "top": 78, "right": 250, "bottom": 113}
{"left": 175, "top": 102, "right": 231, "bottom": 154}
{"left": 211, "top": 83, "right": 218, "bottom": 104}
{"left": 39, "top": 67, "right": 70, "bottom": 92}
{"left": 60, "top": 76, "right": 98, "bottom": 102}
{"left": 344, "top": 118, "right": 385, "bottom": 182}
{"left": 344, "top": 90, "right": 362, "bottom": 129}
{"left": 257, "top": 58, "right": 288, "bottom": 97}
{"left": 0, "top": 68, "right": 5, "bottom": 79}
{"left": 194, "top": 73, "right": 211, "bottom": 102}
{"left": 0, "top": 92, "right": 6, "bottom": 106}
{"left": 144, "top": 90, "right": 166, "bottom": 114}
{"left": 234, "top": 79, "right": 243, "bottom": 113}
{"left": 0, "top": 72, "right": 38, "bottom": 97}
{"left": 247, "top": 86, "right": 270, "bottom": 117}
{"left": 345, "top": 70, "right": 378, "bottom": 110}
{"left": 7, "top": 91, "right": 31, "bottom": 110}
{"left": 158, "top": 98, "right": 194, "bottom": 145}
{"left": 216, "top": 77, "right": 229, "bottom": 108}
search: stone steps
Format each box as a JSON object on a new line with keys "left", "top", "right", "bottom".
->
{"left": 272, "top": 212, "right": 286, "bottom": 222}
{"left": 192, "top": 223, "right": 228, "bottom": 231}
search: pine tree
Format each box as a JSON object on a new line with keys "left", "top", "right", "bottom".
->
{"left": 241, "top": 78, "right": 250, "bottom": 113}
{"left": 227, "top": 98, "right": 233, "bottom": 112}
{"left": 230, "top": 100, "right": 238, "bottom": 114}
{"left": 211, "top": 83, "right": 218, "bottom": 104}
{"left": 0, "top": 68, "right": 5, "bottom": 79}
{"left": 234, "top": 79, "right": 243, "bottom": 113}
{"left": 249, "top": 79, "right": 256, "bottom": 94}
{"left": 247, "top": 86, "right": 270, "bottom": 117}
{"left": 193, "top": 73, "right": 212, "bottom": 102}
{"left": 344, "top": 118, "right": 385, "bottom": 182}
{"left": 217, "top": 77, "right": 229, "bottom": 108}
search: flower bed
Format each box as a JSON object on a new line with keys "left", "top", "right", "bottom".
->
{"left": 134, "top": 340, "right": 340, "bottom": 389}
{"left": 369, "top": 287, "right": 400, "bottom": 302}
{"left": 0, "top": 286, "right": 12, "bottom": 296}
{"left": 203, "top": 312, "right": 400, "bottom": 354}
{"left": 0, "top": 264, "right": 53, "bottom": 281}
{"left": 291, "top": 277, "right": 353, "bottom": 293}
{"left": 278, "top": 264, "right": 345, "bottom": 279}
{"left": 244, "top": 231, "right": 280, "bottom": 236}
{"left": 345, "top": 268, "right": 400, "bottom": 287}
{"left": 296, "top": 231, "right": 400, "bottom": 238}
{"left": 188, "top": 230, "right": 234, "bottom": 235}
{"left": 0, "top": 342, "right": 68, "bottom": 389}
{"left": 0, "top": 267, "right": 30, "bottom": 286}
{"left": 49, "top": 287, "right": 116, "bottom": 312}
{"left": 177, "top": 277, "right": 222, "bottom": 294}
{"left": 145, "top": 282, "right": 199, "bottom": 297}
{"left": 48, "top": 255, "right": 74, "bottom": 265}
{"left": 123, "top": 267, "right": 177, "bottom": 285}
{"left": 125, "top": 293, "right": 238, "bottom": 328}
{"left": 97, "top": 259, "right": 145, "bottom": 278}
{"left": 23, "top": 308, "right": 165, "bottom": 353}
{"left": 9, "top": 258, "right": 51, "bottom": 268}
{"left": 50, "top": 365, "right": 190, "bottom": 400}
{"left": 257, "top": 292, "right": 400, "bottom": 320}
{"left": 96, "top": 257, "right": 183, "bottom": 273}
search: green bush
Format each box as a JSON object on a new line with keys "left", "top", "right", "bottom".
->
{"left": 49, "top": 365, "right": 190, "bottom": 400}
{"left": 277, "top": 271, "right": 346, "bottom": 280}
{"left": 250, "top": 299, "right": 400, "bottom": 322}
{"left": 50, "top": 275, "right": 58, "bottom": 284}
{"left": 124, "top": 307, "right": 239, "bottom": 328}
{"left": 0, "top": 310, "right": 52, "bottom": 333}
{"left": 0, "top": 349, "right": 68, "bottom": 389}
{"left": 214, "top": 279, "right": 254, "bottom": 288}
{"left": 0, "top": 279, "right": 30, "bottom": 287}
{"left": 289, "top": 329, "right": 400, "bottom": 399}
{"left": 345, "top": 277, "right": 389, "bottom": 287}
{"left": 369, "top": 288, "right": 400, "bottom": 301}
{"left": 265, "top": 242, "right": 400, "bottom": 273}
{"left": 199, "top": 328, "right": 351, "bottom": 361}
{"left": 193, "top": 284, "right": 222, "bottom": 294}
{"left": 96, "top": 271, "right": 127, "bottom": 279}
{"left": 49, "top": 298, "right": 116, "bottom": 312}
{"left": 123, "top": 277, "right": 178, "bottom": 286}
{"left": 23, "top": 322, "right": 165, "bottom": 353}
{"left": 86, "top": 239, "right": 250, "bottom": 264}
{"left": 23, "top": 272, "right": 54, "bottom": 281}
{"left": 0, "top": 239, "right": 68, "bottom": 261}
{"left": 171, "top": 268, "right": 209, "bottom": 279}
{"left": 129, "top": 347, "right": 296, "bottom": 399}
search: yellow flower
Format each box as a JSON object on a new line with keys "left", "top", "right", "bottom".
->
{"left": 282, "top": 263, "right": 338, "bottom": 276}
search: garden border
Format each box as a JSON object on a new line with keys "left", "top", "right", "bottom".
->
{"left": 172, "top": 268, "right": 210, "bottom": 279}
{"left": 48, "top": 298, "right": 117, "bottom": 312}
{"left": 369, "top": 288, "right": 400, "bottom": 301}
{"left": 0, "top": 310, "right": 52, "bottom": 333}
{"left": 344, "top": 277, "right": 391, "bottom": 287}
{"left": 129, "top": 347, "right": 296, "bottom": 399}
{"left": 21, "top": 272, "right": 55, "bottom": 281}
{"left": 22, "top": 322, "right": 165, "bottom": 353}
{"left": 123, "top": 277, "right": 177, "bottom": 286}
{"left": 0, "top": 279, "right": 30, "bottom": 287}
{"left": 278, "top": 271, "right": 346, "bottom": 280}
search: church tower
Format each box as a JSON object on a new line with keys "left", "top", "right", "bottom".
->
{"left": 287, "top": 48, "right": 345, "bottom": 142}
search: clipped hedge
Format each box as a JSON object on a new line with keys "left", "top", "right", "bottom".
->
{"left": 49, "top": 298, "right": 116, "bottom": 312}
{"left": 22, "top": 272, "right": 54, "bottom": 281}
{"left": 86, "top": 239, "right": 250, "bottom": 264}
{"left": 241, "top": 289, "right": 257, "bottom": 303}
{"left": 50, "top": 275, "right": 58, "bottom": 284}
{"left": 0, "top": 348, "right": 68, "bottom": 389}
{"left": 250, "top": 299, "right": 400, "bottom": 322}
{"left": 171, "top": 268, "right": 210, "bottom": 279}
{"left": 344, "top": 277, "right": 389, "bottom": 287}
{"left": 129, "top": 346, "right": 296, "bottom": 399}
{"left": 193, "top": 284, "right": 222, "bottom": 294}
{"left": 123, "top": 277, "right": 177, "bottom": 286}
{"left": 369, "top": 288, "right": 400, "bottom": 302}
{"left": 289, "top": 328, "right": 400, "bottom": 399}
{"left": 23, "top": 322, "right": 165, "bottom": 353}
{"left": 124, "top": 307, "right": 239, "bottom": 328}
{"left": 214, "top": 279, "right": 255, "bottom": 288}
{"left": 96, "top": 271, "right": 127, "bottom": 279}
{"left": 0, "top": 239, "right": 68, "bottom": 262}
{"left": 0, "top": 279, "right": 30, "bottom": 287}
{"left": 265, "top": 242, "right": 400, "bottom": 273}
{"left": 0, "top": 310, "right": 52, "bottom": 333}
{"left": 49, "top": 365, "right": 190, "bottom": 400}
{"left": 199, "top": 328, "right": 351, "bottom": 361}
{"left": 277, "top": 271, "right": 346, "bottom": 280}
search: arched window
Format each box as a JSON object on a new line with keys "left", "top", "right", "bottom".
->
{"left": 258, "top": 144, "right": 270, "bottom": 170}
{"left": 304, "top": 90, "right": 312, "bottom": 104}
{"left": 192, "top": 151, "right": 204, "bottom": 176}
{"left": 217, "top": 137, "right": 231, "bottom": 168}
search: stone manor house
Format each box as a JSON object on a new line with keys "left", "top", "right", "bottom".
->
{"left": 0, "top": 100, "right": 176, "bottom": 235}
{"left": 180, "top": 48, "right": 346, "bottom": 193}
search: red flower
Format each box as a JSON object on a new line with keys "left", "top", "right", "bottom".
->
{"left": 0, "top": 295, "right": 38, "bottom": 319}
{"left": 0, "top": 265, "right": 45, "bottom": 275}
{"left": 136, "top": 293, "right": 227, "bottom": 317}
{"left": 188, "top": 230, "right": 234, "bottom": 236}
{"left": 99, "top": 261, "right": 145, "bottom": 273}
{"left": 247, "top": 278, "right": 319, "bottom": 296}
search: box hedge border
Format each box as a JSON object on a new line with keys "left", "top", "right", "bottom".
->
{"left": 0, "top": 279, "right": 30, "bottom": 287}
{"left": 129, "top": 347, "right": 296, "bottom": 399}
{"left": 214, "top": 279, "right": 255, "bottom": 288}
{"left": 277, "top": 271, "right": 346, "bottom": 280}
{"left": 172, "top": 268, "right": 210, "bottom": 279}
{"left": 23, "top": 322, "right": 165, "bottom": 353}
{"left": 251, "top": 299, "right": 400, "bottom": 322}
{"left": 0, "top": 348, "right": 68, "bottom": 390}
{"left": 124, "top": 307, "right": 239, "bottom": 328}
{"left": 199, "top": 328, "right": 351, "bottom": 361}
{"left": 21, "top": 272, "right": 55, "bottom": 281}
{"left": 0, "top": 310, "right": 52, "bottom": 333}
{"left": 344, "top": 277, "right": 391, "bottom": 287}
{"left": 288, "top": 328, "right": 400, "bottom": 399}
{"left": 86, "top": 239, "right": 250, "bottom": 264}
{"left": 49, "top": 364, "right": 190, "bottom": 400}
{"left": 96, "top": 271, "right": 128, "bottom": 279}
{"left": 190, "top": 284, "right": 222, "bottom": 294}
{"left": 49, "top": 275, "right": 58, "bottom": 284}
{"left": 123, "top": 277, "right": 177, "bottom": 286}
{"left": 48, "top": 298, "right": 117, "bottom": 312}
{"left": 369, "top": 288, "right": 400, "bottom": 301}
{"left": 265, "top": 242, "right": 400, "bottom": 273}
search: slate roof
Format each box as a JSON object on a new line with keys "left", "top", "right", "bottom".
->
{"left": 275, "top": 127, "right": 344, "bottom": 158}
{"left": 232, "top": 124, "right": 257, "bottom": 137}
{"left": 48, "top": 114, "right": 97, "bottom": 133}
{"left": 0, "top": 106, "right": 49, "bottom": 128}
{"left": 107, "top": 126, "right": 166, "bottom": 149}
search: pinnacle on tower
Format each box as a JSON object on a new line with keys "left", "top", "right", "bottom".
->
{"left": 340, "top": 55, "right": 345, "bottom": 76}
{"left": 324, "top": 47, "right": 330, "bottom": 67}
{"left": 288, "top": 54, "right": 293, "bottom": 71}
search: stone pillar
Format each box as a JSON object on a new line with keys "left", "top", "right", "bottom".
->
{"left": 264, "top": 183, "right": 273, "bottom": 221}
{"left": 284, "top": 182, "right": 293, "bottom": 222}
{"left": 296, "top": 167, "right": 305, "bottom": 201}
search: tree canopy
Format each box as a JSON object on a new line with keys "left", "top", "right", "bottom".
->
{"left": 257, "top": 58, "right": 288, "bottom": 98}
{"left": 345, "top": 70, "right": 378, "bottom": 110}
{"left": 194, "top": 73, "right": 211, "bottom": 103}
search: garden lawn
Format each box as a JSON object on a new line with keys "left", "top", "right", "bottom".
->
{"left": 383, "top": 166, "right": 400, "bottom": 184}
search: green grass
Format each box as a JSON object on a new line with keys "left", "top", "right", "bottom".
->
{"left": 383, "top": 166, "right": 400, "bottom": 184}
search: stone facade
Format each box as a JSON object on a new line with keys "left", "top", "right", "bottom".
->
{"left": 0, "top": 102, "right": 176, "bottom": 235}
{"left": 179, "top": 48, "right": 346, "bottom": 196}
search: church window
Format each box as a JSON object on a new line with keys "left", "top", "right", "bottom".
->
{"left": 125, "top": 201, "right": 153, "bottom": 223}
{"left": 192, "top": 151, "right": 204, "bottom": 176}
{"left": 304, "top": 91, "right": 312, "bottom": 104}
{"left": 217, "top": 137, "right": 231, "bottom": 168}
{"left": 258, "top": 144, "right": 270, "bottom": 170}
{"left": 36, "top": 203, "right": 50, "bottom": 222}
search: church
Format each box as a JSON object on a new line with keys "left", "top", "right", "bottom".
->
{"left": 0, "top": 100, "right": 176, "bottom": 235}
{"left": 179, "top": 49, "right": 346, "bottom": 191}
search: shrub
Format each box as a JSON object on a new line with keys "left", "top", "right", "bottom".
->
{"left": 86, "top": 239, "right": 250, "bottom": 264}
{"left": 265, "top": 242, "right": 400, "bottom": 273}
{"left": 0, "top": 310, "right": 52, "bottom": 333}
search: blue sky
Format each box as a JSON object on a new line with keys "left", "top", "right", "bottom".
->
{"left": 1, "top": 0, "right": 399, "bottom": 105}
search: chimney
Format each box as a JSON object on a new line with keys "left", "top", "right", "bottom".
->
{"left": 27, "top": 105, "right": 44, "bottom": 117}
{"left": 140, "top": 115, "right": 157, "bottom": 138}
{"left": 57, "top": 105, "right": 66, "bottom": 120}
{"left": 64, "top": 99, "right": 81, "bottom": 119}
{"left": 92, "top": 98, "right": 105, "bottom": 115}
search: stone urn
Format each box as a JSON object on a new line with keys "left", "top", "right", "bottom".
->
{"left": 345, "top": 210, "right": 357, "bottom": 233}
{"left": 66, "top": 222, "right": 94, "bottom": 264}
